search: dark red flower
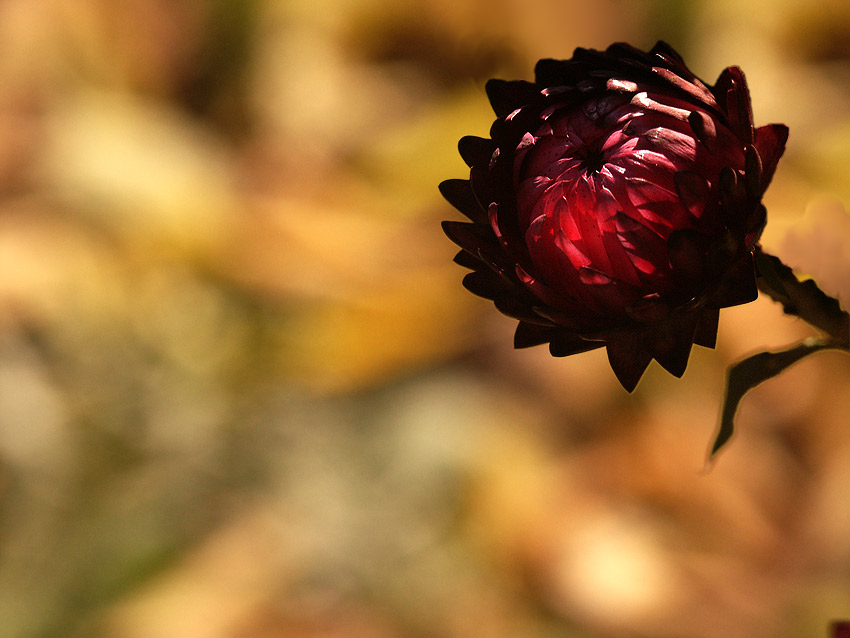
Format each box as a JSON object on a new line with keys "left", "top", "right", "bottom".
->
{"left": 441, "top": 41, "right": 788, "bottom": 390}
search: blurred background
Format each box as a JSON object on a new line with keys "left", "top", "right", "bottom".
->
{"left": 1, "top": 0, "right": 849, "bottom": 636}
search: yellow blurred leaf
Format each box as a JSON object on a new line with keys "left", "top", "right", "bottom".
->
{"left": 39, "top": 89, "right": 237, "bottom": 258}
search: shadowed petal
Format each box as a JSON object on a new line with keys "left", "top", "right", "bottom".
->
{"left": 649, "top": 41, "right": 687, "bottom": 68}
{"left": 462, "top": 270, "right": 511, "bottom": 300}
{"left": 753, "top": 124, "right": 788, "bottom": 190}
{"left": 707, "top": 253, "right": 758, "bottom": 308}
{"left": 606, "top": 337, "right": 654, "bottom": 392}
{"left": 442, "top": 220, "right": 492, "bottom": 253}
{"left": 439, "top": 179, "right": 488, "bottom": 225}
{"left": 495, "top": 295, "right": 553, "bottom": 324}
{"left": 687, "top": 110, "right": 717, "bottom": 149}
{"left": 714, "top": 66, "right": 754, "bottom": 144}
{"left": 485, "top": 79, "right": 540, "bottom": 118}
{"left": 534, "top": 58, "right": 573, "bottom": 87}
{"left": 453, "top": 250, "right": 482, "bottom": 270}
{"left": 514, "top": 321, "right": 555, "bottom": 348}
{"left": 651, "top": 312, "right": 699, "bottom": 377}
{"left": 469, "top": 165, "right": 498, "bottom": 212}
{"left": 718, "top": 166, "right": 746, "bottom": 218}
{"left": 693, "top": 308, "right": 720, "bottom": 348}
{"left": 667, "top": 228, "right": 706, "bottom": 282}
{"left": 550, "top": 333, "right": 604, "bottom": 357}
{"left": 744, "top": 145, "right": 763, "bottom": 200}
{"left": 458, "top": 136, "right": 496, "bottom": 168}
{"left": 443, "top": 221, "right": 514, "bottom": 275}
{"left": 674, "top": 170, "right": 710, "bottom": 218}
{"left": 653, "top": 67, "right": 717, "bottom": 108}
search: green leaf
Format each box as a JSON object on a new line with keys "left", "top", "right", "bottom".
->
{"left": 754, "top": 249, "right": 850, "bottom": 347}
{"left": 710, "top": 338, "right": 845, "bottom": 458}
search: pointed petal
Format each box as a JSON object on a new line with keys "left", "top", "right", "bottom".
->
{"left": 534, "top": 58, "right": 568, "bottom": 86}
{"left": 714, "top": 66, "right": 754, "bottom": 144}
{"left": 687, "top": 110, "right": 717, "bottom": 149}
{"left": 468, "top": 165, "right": 498, "bottom": 212}
{"left": 549, "top": 333, "right": 604, "bottom": 357}
{"left": 653, "top": 67, "right": 716, "bottom": 107}
{"left": 608, "top": 42, "right": 647, "bottom": 60}
{"left": 649, "top": 41, "right": 687, "bottom": 68}
{"left": 674, "top": 170, "right": 710, "bottom": 217}
{"left": 458, "top": 136, "right": 496, "bottom": 168}
{"left": 514, "top": 321, "right": 555, "bottom": 348}
{"left": 485, "top": 79, "right": 540, "bottom": 118}
{"left": 462, "top": 270, "right": 511, "bottom": 300}
{"left": 693, "top": 308, "right": 720, "bottom": 348}
{"left": 744, "top": 144, "right": 763, "bottom": 201}
{"left": 707, "top": 253, "right": 758, "bottom": 308}
{"left": 453, "top": 250, "right": 481, "bottom": 270}
{"left": 606, "top": 337, "right": 654, "bottom": 392}
{"left": 494, "top": 295, "right": 553, "bottom": 324}
{"left": 745, "top": 203, "right": 767, "bottom": 238}
{"left": 753, "top": 124, "right": 788, "bottom": 190}
{"left": 439, "top": 179, "right": 488, "bottom": 225}
{"left": 667, "top": 228, "right": 706, "bottom": 282}
{"left": 718, "top": 166, "right": 746, "bottom": 217}
{"left": 625, "top": 294, "right": 672, "bottom": 323}
{"left": 441, "top": 221, "right": 497, "bottom": 259}
{"left": 651, "top": 312, "right": 699, "bottom": 377}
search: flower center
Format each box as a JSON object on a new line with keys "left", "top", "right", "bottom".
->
{"left": 578, "top": 147, "right": 606, "bottom": 175}
{"left": 513, "top": 96, "right": 698, "bottom": 314}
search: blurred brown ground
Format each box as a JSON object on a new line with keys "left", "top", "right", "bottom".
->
{"left": 0, "top": 1, "right": 849, "bottom": 637}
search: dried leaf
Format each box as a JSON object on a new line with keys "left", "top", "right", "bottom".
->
{"left": 710, "top": 338, "right": 845, "bottom": 458}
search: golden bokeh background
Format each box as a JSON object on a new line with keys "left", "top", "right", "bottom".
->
{"left": 1, "top": 1, "right": 849, "bottom": 637}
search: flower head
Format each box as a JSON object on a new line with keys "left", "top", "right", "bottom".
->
{"left": 441, "top": 41, "right": 788, "bottom": 390}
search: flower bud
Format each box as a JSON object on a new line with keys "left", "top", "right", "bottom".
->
{"left": 441, "top": 42, "right": 788, "bottom": 390}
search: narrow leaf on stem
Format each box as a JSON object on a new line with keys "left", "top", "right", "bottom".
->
{"left": 710, "top": 338, "right": 846, "bottom": 459}
{"left": 754, "top": 249, "right": 850, "bottom": 346}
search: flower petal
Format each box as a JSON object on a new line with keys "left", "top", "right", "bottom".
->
{"left": 458, "top": 136, "right": 496, "bottom": 168}
{"left": 714, "top": 66, "right": 754, "bottom": 144}
{"left": 693, "top": 308, "right": 720, "bottom": 348}
{"left": 514, "top": 321, "right": 556, "bottom": 348}
{"left": 485, "top": 79, "right": 540, "bottom": 118}
{"left": 439, "top": 179, "right": 487, "bottom": 225}
{"left": 549, "top": 332, "right": 605, "bottom": 356}
{"left": 606, "top": 336, "right": 654, "bottom": 392}
{"left": 753, "top": 124, "right": 789, "bottom": 190}
{"left": 674, "top": 170, "right": 710, "bottom": 218}
{"left": 650, "top": 312, "right": 699, "bottom": 378}
{"left": 706, "top": 253, "right": 758, "bottom": 308}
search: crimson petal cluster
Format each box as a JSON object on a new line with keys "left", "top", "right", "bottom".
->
{"left": 441, "top": 41, "right": 788, "bottom": 391}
